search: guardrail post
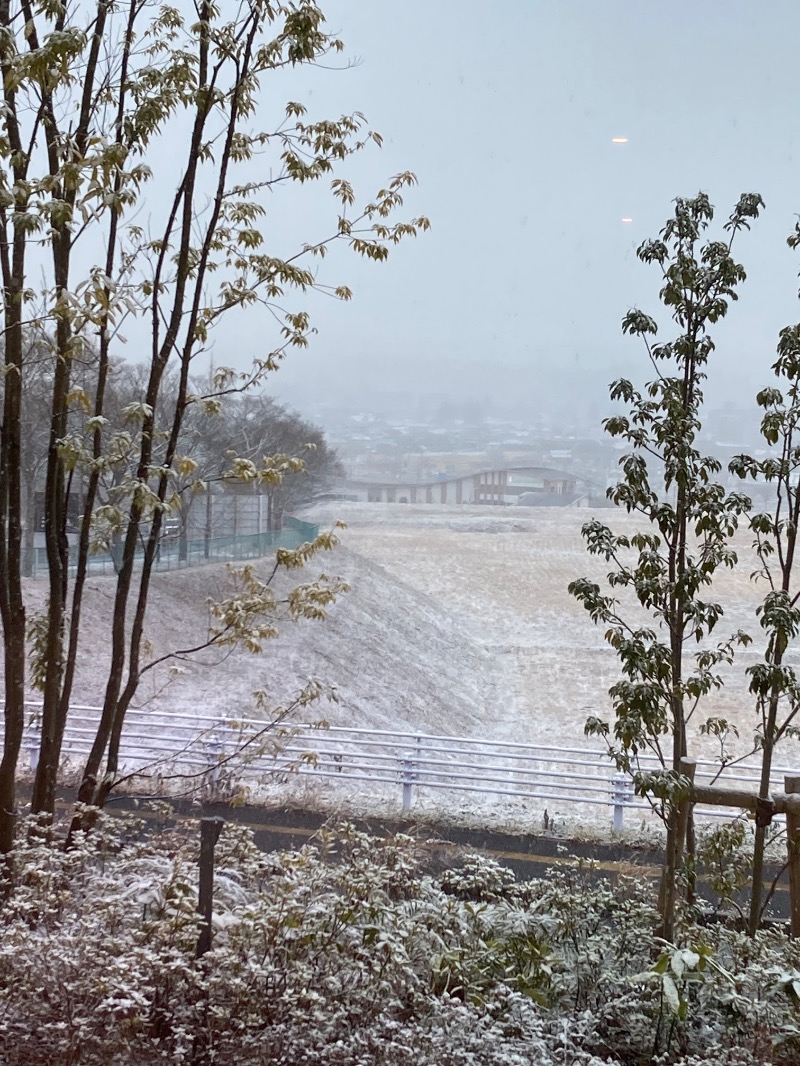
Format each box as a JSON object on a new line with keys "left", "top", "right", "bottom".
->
{"left": 400, "top": 736, "right": 423, "bottom": 815}
{"left": 206, "top": 722, "right": 226, "bottom": 789}
{"left": 27, "top": 732, "right": 39, "bottom": 771}
{"left": 401, "top": 754, "right": 415, "bottom": 814}
{"left": 612, "top": 772, "right": 632, "bottom": 831}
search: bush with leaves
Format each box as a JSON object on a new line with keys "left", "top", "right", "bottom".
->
{"left": 4, "top": 815, "right": 800, "bottom": 1064}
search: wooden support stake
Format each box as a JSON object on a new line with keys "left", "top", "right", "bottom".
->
{"left": 691, "top": 785, "right": 760, "bottom": 811}
{"left": 658, "top": 758, "right": 698, "bottom": 940}
{"left": 786, "top": 776, "right": 800, "bottom": 939}
{"left": 678, "top": 758, "right": 697, "bottom": 906}
{"left": 196, "top": 816, "right": 224, "bottom": 958}
{"left": 677, "top": 758, "right": 697, "bottom": 854}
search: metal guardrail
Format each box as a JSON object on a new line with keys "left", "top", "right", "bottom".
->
{"left": 28, "top": 517, "right": 320, "bottom": 577}
{"left": 8, "top": 702, "right": 800, "bottom": 829}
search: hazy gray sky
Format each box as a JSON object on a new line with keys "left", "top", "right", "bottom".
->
{"left": 248, "top": 1, "right": 800, "bottom": 415}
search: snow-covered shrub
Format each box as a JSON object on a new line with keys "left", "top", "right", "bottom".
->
{"left": 1, "top": 813, "right": 800, "bottom": 1065}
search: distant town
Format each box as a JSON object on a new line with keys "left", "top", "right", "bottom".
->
{"left": 297, "top": 396, "right": 772, "bottom": 508}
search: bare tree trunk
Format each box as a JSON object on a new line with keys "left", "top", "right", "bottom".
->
{"left": 72, "top": 2, "right": 219, "bottom": 827}
{"left": 0, "top": 266, "right": 26, "bottom": 853}
{"left": 29, "top": 0, "right": 137, "bottom": 819}
{"left": 30, "top": 0, "right": 113, "bottom": 819}
{"left": 0, "top": 0, "right": 31, "bottom": 851}
{"left": 21, "top": 482, "right": 35, "bottom": 578}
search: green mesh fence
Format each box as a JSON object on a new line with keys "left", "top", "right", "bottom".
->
{"left": 30, "top": 517, "right": 320, "bottom": 578}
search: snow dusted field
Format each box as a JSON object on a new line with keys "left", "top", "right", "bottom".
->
{"left": 9, "top": 501, "right": 800, "bottom": 831}
{"left": 305, "top": 501, "right": 792, "bottom": 761}
{"left": 12, "top": 501, "right": 798, "bottom": 754}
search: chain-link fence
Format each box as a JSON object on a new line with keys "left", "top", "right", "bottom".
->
{"left": 29, "top": 517, "right": 320, "bottom": 577}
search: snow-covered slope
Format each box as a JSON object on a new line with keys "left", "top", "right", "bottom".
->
{"left": 10, "top": 538, "right": 513, "bottom": 738}
{"left": 6, "top": 502, "right": 797, "bottom": 760}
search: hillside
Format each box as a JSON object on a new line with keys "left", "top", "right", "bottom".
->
{"left": 9, "top": 538, "right": 513, "bottom": 739}
{"left": 5, "top": 502, "right": 799, "bottom": 763}
{"left": 306, "top": 502, "right": 800, "bottom": 759}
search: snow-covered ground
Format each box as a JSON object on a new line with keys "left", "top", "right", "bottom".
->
{"left": 12, "top": 512, "right": 515, "bottom": 737}
{"left": 304, "top": 501, "right": 795, "bottom": 762}
{"left": 8, "top": 501, "right": 800, "bottom": 830}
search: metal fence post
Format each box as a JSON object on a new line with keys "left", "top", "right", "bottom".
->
{"left": 401, "top": 754, "right": 415, "bottom": 814}
{"left": 612, "top": 772, "right": 632, "bottom": 831}
{"left": 27, "top": 732, "right": 39, "bottom": 771}
{"left": 400, "top": 736, "right": 423, "bottom": 814}
{"left": 206, "top": 722, "right": 226, "bottom": 788}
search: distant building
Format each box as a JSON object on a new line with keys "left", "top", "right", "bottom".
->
{"left": 342, "top": 464, "right": 595, "bottom": 507}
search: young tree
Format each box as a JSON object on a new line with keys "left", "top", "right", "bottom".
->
{"left": 0, "top": 0, "right": 428, "bottom": 852}
{"left": 731, "top": 303, "right": 800, "bottom": 934}
{"left": 569, "top": 192, "right": 762, "bottom": 938}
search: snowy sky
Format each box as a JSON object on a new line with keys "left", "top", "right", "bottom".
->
{"left": 220, "top": 1, "right": 800, "bottom": 414}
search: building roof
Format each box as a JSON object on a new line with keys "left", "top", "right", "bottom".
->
{"left": 343, "top": 463, "right": 592, "bottom": 491}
